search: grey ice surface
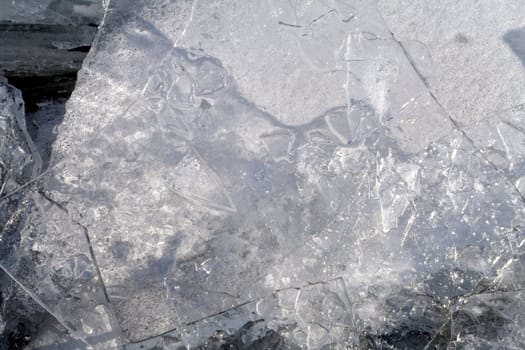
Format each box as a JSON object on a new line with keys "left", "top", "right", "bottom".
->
{"left": 1, "top": 0, "right": 525, "bottom": 349}
{"left": 377, "top": 0, "right": 525, "bottom": 126}
{"left": 0, "top": 80, "right": 38, "bottom": 337}
{"left": 0, "top": 81, "right": 121, "bottom": 349}
{"left": 0, "top": 79, "right": 50, "bottom": 347}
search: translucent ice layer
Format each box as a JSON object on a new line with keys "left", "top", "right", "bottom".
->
{"left": 0, "top": 81, "right": 121, "bottom": 349}
{"left": 2, "top": 0, "right": 525, "bottom": 349}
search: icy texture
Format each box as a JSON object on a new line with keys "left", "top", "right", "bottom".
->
{"left": 3, "top": 0, "right": 525, "bottom": 349}
{"left": 0, "top": 81, "right": 121, "bottom": 349}
{"left": 377, "top": 0, "right": 525, "bottom": 126}
{"left": 0, "top": 78, "right": 38, "bottom": 188}
{"left": 0, "top": 78, "right": 36, "bottom": 344}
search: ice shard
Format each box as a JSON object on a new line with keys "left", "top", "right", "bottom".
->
{"left": 2, "top": 0, "right": 525, "bottom": 349}
{"left": 0, "top": 80, "right": 121, "bottom": 349}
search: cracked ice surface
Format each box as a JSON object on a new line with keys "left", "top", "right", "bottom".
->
{"left": 0, "top": 80, "right": 121, "bottom": 348}
{"left": 377, "top": 0, "right": 525, "bottom": 127}
{"left": 0, "top": 81, "right": 116, "bottom": 350}
{"left": 3, "top": 0, "right": 525, "bottom": 349}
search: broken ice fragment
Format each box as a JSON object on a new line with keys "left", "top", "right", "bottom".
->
{"left": 18, "top": 0, "right": 525, "bottom": 348}
{"left": 163, "top": 149, "right": 236, "bottom": 214}
{"left": 260, "top": 131, "right": 295, "bottom": 162}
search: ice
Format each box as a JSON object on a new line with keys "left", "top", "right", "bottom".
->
{"left": 2, "top": 0, "right": 525, "bottom": 349}
{"left": 0, "top": 78, "right": 37, "bottom": 346}
{"left": 377, "top": 0, "right": 525, "bottom": 127}
{"left": 0, "top": 78, "right": 38, "bottom": 187}
{"left": 164, "top": 149, "right": 237, "bottom": 213}
{"left": 0, "top": 81, "right": 121, "bottom": 349}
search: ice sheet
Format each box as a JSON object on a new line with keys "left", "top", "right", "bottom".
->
{"left": 2, "top": 0, "right": 525, "bottom": 348}
{"left": 377, "top": 0, "right": 525, "bottom": 126}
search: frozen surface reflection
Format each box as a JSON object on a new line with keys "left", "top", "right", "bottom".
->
{"left": 1, "top": 0, "right": 525, "bottom": 349}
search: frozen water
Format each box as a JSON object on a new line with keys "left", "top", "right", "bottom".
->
{"left": 377, "top": 0, "right": 525, "bottom": 126}
{"left": 0, "top": 78, "right": 39, "bottom": 347}
{"left": 0, "top": 81, "right": 121, "bottom": 349}
{"left": 2, "top": 0, "right": 525, "bottom": 349}
{"left": 0, "top": 78, "right": 39, "bottom": 186}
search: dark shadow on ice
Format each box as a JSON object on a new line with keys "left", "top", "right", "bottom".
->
{"left": 24, "top": 99, "right": 66, "bottom": 171}
{"left": 503, "top": 27, "right": 525, "bottom": 68}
